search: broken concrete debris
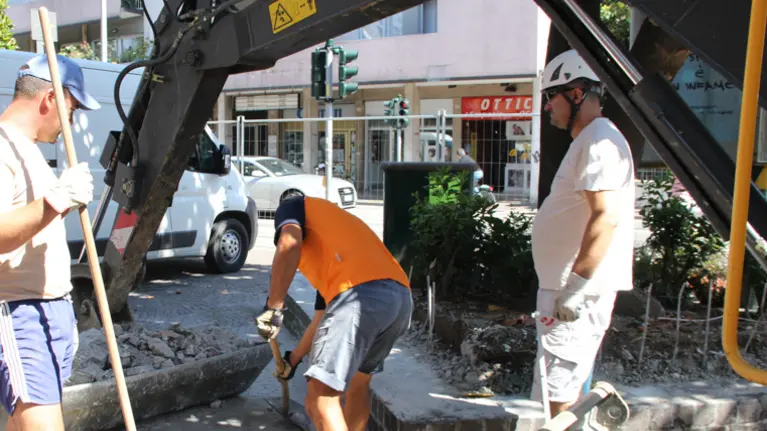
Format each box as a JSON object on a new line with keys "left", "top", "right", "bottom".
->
{"left": 66, "top": 323, "right": 258, "bottom": 386}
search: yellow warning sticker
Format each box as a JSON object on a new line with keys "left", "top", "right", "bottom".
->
{"left": 269, "top": 0, "right": 317, "bottom": 34}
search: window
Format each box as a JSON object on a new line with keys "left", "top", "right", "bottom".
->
{"left": 188, "top": 131, "right": 219, "bottom": 173}
{"left": 335, "top": 0, "right": 438, "bottom": 41}
{"left": 259, "top": 158, "right": 303, "bottom": 177}
{"left": 242, "top": 162, "right": 268, "bottom": 178}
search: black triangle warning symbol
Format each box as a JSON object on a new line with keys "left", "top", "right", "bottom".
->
{"left": 273, "top": 4, "right": 293, "bottom": 31}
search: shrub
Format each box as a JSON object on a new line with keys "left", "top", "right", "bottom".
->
{"left": 637, "top": 174, "right": 725, "bottom": 308}
{"left": 407, "top": 168, "right": 536, "bottom": 309}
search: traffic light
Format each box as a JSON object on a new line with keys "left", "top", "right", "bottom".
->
{"left": 311, "top": 48, "right": 327, "bottom": 100}
{"left": 383, "top": 96, "right": 399, "bottom": 127}
{"left": 336, "top": 47, "right": 359, "bottom": 99}
{"left": 397, "top": 98, "right": 410, "bottom": 128}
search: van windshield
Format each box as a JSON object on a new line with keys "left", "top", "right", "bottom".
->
{"left": 260, "top": 158, "right": 303, "bottom": 177}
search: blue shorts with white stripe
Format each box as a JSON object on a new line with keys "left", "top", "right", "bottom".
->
{"left": 0, "top": 296, "right": 78, "bottom": 415}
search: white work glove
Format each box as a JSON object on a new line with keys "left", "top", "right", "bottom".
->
{"left": 44, "top": 162, "right": 94, "bottom": 214}
{"left": 255, "top": 305, "right": 284, "bottom": 340}
{"left": 553, "top": 272, "right": 590, "bottom": 322}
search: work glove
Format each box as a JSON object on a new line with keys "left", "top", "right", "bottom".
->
{"left": 44, "top": 162, "right": 94, "bottom": 214}
{"left": 255, "top": 304, "right": 284, "bottom": 340}
{"left": 274, "top": 350, "right": 300, "bottom": 382}
{"left": 553, "top": 272, "right": 590, "bottom": 322}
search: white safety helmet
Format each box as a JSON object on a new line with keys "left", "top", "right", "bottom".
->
{"left": 541, "top": 49, "right": 601, "bottom": 91}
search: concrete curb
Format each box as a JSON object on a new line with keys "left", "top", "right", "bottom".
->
{"left": 282, "top": 275, "right": 767, "bottom": 430}
{"left": 62, "top": 344, "right": 272, "bottom": 431}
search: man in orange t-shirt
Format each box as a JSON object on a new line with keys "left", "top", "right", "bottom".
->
{"left": 255, "top": 196, "right": 413, "bottom": 431}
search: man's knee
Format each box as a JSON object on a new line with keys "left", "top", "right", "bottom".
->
{"left": 9, "top": 401, "right": 64, "bottom": 431}
{"left": 346, "top": 372, "right": 372, "bottom": 399}
{"left": 305, "top": 378, "right": 342, "bottom": 412}
{"left": 532, "top": 351, "right": 591, "bottom": 404}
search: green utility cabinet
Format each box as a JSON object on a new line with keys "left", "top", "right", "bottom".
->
{"left": 380, "top": 162, "right": 473, "bottom": 264}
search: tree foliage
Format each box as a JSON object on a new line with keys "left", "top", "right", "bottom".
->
{"left": 600, "top": 0, "right": 631, "bottom": 48}
{"left": 59, "top": 37, "right": 153, "bottom": 64}
{"left": 0, "top": 0, "right": 19, "bottom": 51}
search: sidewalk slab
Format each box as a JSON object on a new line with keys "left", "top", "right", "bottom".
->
{"left": 284, "top": 274, "right": 767, "bottom": 431}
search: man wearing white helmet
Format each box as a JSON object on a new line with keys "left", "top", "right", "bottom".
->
{"left": 529, "top": 49, "right": 635, "bottom": 418}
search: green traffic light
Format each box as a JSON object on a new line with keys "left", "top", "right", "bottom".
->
{"left": 339, "top": 82, "right": 359, "bottom": 98}
{"left": 339, "top": 65, "right": 359, "bottom": 81}
{"left": 340, "top": 49, "right": 358, "bottom": 63}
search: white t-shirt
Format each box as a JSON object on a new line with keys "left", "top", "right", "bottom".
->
{"left": 0, "top": 123, "right": 73, "bottom": 302}
{"left": 531, "top": 117, "right": 635, "bottom": 295}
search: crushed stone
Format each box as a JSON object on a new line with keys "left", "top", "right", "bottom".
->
{"left": 66, "top": 323, "right": 258, "bottom": 386}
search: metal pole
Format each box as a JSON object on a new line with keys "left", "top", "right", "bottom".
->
{"left": 325, "top": 45, "right": 334, "bottom": 201}
{"left": 101, "top": 0, "right": 108, "bottom": 62}
{"left": 396, "top": 127, "right": 402, "bottom": 162}
{"left": 237, "top": 115, "right": 244, "bottom": 173}
{"left": 530, "top": 73, "right": 542, "bottom": 205}
{"left": 438, "top": 109, "right": 446, "bottom": 162}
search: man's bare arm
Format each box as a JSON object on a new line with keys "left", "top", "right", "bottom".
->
{"left": 266, "top": 223, "right": 303, "bottom": 310}
{"left": 571, "top": 190, "right": 621, "bottom": 279}
{"left": 0, "top": 199, "right": 60, "bottom": 254}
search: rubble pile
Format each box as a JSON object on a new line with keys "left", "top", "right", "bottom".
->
{"left": 402, "top": 321, "right": 536, "bottom": 396}
{"left": 66, "top": 323, "right": 258, "bottom": 386}
{"left": 401, "top": 312, "right": 767, "bottom": 397}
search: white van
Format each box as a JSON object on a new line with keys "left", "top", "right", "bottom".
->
{"left": 0, "top": 50, "right": 258, "bottom": 274}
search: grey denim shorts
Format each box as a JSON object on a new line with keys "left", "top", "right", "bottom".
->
{"left": 304, "top": 278, "right": 413, "bottom": 392}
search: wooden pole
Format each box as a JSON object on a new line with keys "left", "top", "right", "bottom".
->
{"left": 37, "top": 7, "right": 137, "bottom": 430}
{"left": 269, "top": 338, "right": 290, "bottom": 417}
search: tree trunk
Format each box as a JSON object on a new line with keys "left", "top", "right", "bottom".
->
{"left": 537, "top": 5, "right": 691, "bottom": 207}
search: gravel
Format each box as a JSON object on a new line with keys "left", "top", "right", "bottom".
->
{"left": 66, "top": 323, "right": 259, "bottom": 386}
{"left": 399, "top": 308, "right": 767, "bottom": 397}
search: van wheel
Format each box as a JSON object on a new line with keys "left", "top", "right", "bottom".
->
{"left": 205, "top": 218, "right": 249, "bottom": 273}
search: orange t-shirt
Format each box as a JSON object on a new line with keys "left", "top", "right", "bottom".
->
{"left": 273, "top": 196, "right": 410, "bottom": 307}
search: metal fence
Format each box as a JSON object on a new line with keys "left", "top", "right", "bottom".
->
{"left": 207, "top": 110, "right": 540, "bottom": 219}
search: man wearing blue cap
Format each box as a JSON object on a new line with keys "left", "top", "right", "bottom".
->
{"left": 0, "top": 54, "right": 99, "bottom": 430}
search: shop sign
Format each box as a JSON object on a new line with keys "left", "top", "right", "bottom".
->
{"left": 461, "top": 96, "right": 533, "bottom": 120}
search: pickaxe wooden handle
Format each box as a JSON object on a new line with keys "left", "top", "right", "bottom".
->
{"left": 37, "top": 7, "right": 136, "bottom": 431}
{"left": 269, "top": 338, "right": 290, "bottom": 418}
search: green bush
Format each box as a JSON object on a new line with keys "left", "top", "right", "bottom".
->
{"left": 407, "top": 168, "right": 536, "bottom": 309}
{"left": 637, "top": 174, "right": 725, "bottom": 308}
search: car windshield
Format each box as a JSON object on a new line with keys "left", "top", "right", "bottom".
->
{"left": 259, "top": 158, "right": 302, "bottom": 176}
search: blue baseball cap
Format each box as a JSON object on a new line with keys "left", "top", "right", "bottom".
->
{"left": 18, "top": 54, "right": 101, "bottom": 110}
